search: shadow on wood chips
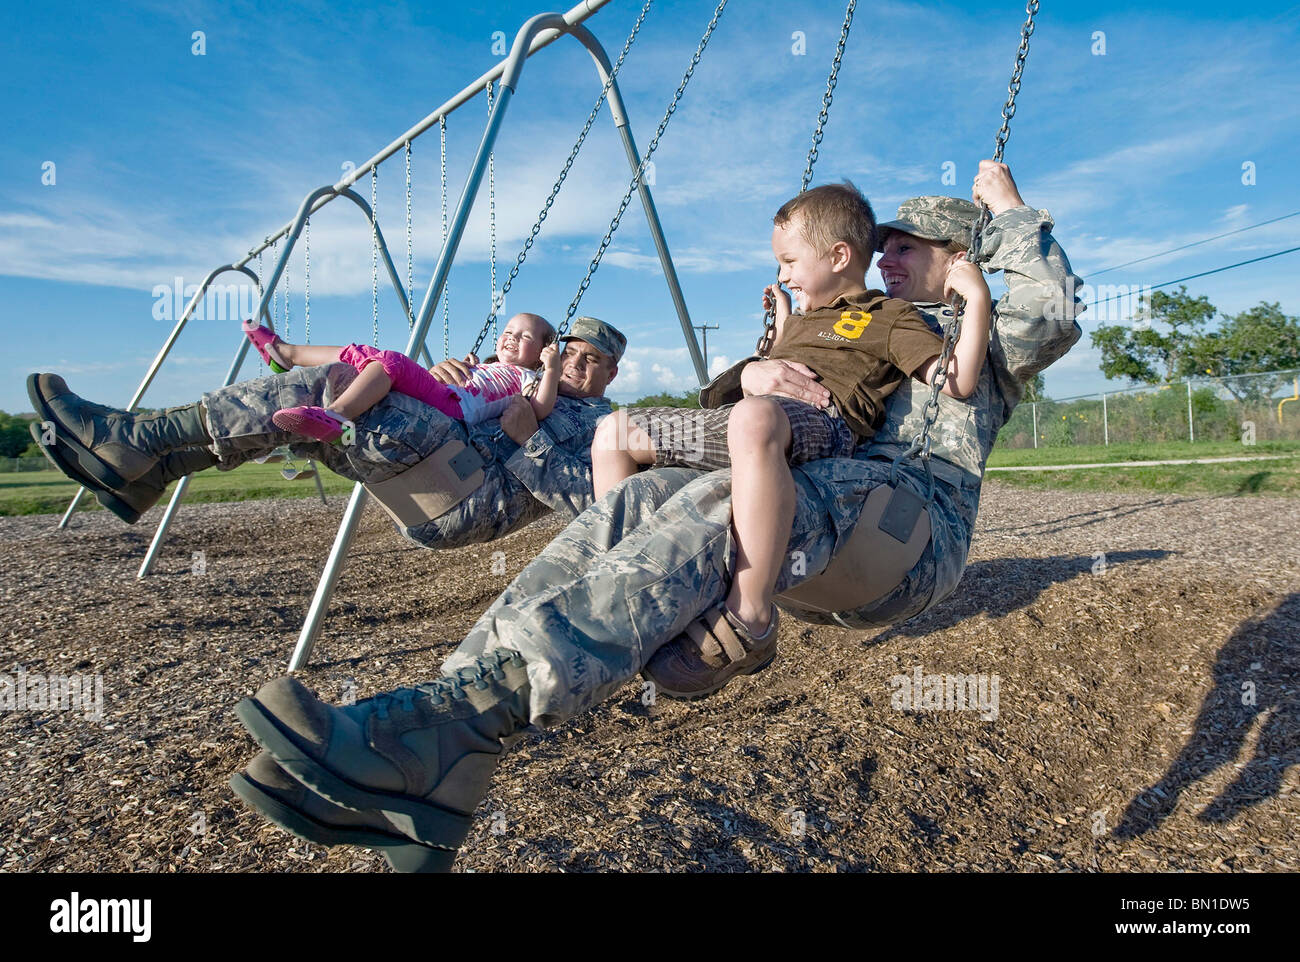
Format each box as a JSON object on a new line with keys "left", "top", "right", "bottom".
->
{"left": 0, "top": 482, "right": 1296, "bottom": 873}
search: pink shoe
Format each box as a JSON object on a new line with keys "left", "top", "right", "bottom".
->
{"left": 272, "top": 406, "right": 347, "bottom": 443}
{"left": 242, "top": 319, "right": 292, "bottom": 372}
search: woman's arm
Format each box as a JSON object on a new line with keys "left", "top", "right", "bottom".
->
{"left": 973, "top": 161, "right": 1085, "bottom": 388}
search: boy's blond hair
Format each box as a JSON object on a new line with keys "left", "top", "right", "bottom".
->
{"left": 773, "top": 181, "right": 877, "bottom": 265}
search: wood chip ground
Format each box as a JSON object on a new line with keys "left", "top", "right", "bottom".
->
{"left": 1, "top": 482, "right": 1296, "bottom": 873}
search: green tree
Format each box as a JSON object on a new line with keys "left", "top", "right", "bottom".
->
{"left": 626, "top": 389, "right": 701, "bottom": 409}
{"left": 1090, "top": 285, "right": 1215, "bottom": 384}
{"left": 1021, "top": 372, "right": 1046, "bottom": 402}
{"left": 0, "top": 412, "right": 37, "bottom": 458}
{"left": 1188, "top": 301, "right": 1300, "bottom": 400}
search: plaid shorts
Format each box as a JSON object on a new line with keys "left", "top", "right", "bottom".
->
{"left": 626, "top": 396, "right": 856, "bottom": 472}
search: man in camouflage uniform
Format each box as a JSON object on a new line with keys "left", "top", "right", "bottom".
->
{"left": 28, "top": 317, "right": 626, "bottom": 550}
{"left": 224, "top": 161, "right": 1086, "bottom": 871}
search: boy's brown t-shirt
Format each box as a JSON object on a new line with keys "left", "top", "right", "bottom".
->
{"left": 768, "top": 290, "right": 944, "bottom": 438}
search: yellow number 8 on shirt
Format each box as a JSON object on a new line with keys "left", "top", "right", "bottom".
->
{"left": 834, "top": 310, "right": 872, "bottom": 339}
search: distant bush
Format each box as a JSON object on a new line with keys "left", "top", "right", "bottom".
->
{"left": 0, "top": 412, "right": 39, "bottom": 458}
{"left": 624, "top": 390, "right": 701, "bottom": 409}
{"left": 996, "top": 383, "right": 1299, "bottom": 448}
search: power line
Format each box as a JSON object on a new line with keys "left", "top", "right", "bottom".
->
{"left": 1087, "top": 245, "right": 1300, "bottom": 309}
{"left": 1088, "top": 210, "right": 1300, "bottom": 278}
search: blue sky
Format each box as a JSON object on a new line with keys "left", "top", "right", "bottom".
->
{"left": 3, "top": 0, "right": 1298, "bottom": 413}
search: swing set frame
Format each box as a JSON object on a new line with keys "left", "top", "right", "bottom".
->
{"left": 56, "top": 0, "right": 1042, "bottom": 666}
{"left": 56, "top": 0, "right": 709, "bottom": 668}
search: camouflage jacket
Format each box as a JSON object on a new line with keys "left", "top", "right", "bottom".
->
{"left": 420, "top": 393, "right": 613, "bottom": 545}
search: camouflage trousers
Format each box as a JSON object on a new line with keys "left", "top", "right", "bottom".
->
{"left": 444, "top": 458, "right": 975, "bottom": 726}
{"left": 200, "top": 363, "right": 548, "bottom": 548}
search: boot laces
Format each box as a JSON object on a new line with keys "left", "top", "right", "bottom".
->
{"left": 372, "top": 649, "right": 525, "bottom": 714}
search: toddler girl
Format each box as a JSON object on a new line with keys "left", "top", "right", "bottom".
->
{"left": 241, "top": 312, "right": 560, "bottom": 442}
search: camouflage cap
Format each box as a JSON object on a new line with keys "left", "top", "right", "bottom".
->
{"left": 561, "top": 316, "right": 627, "bottom": 363}
{"left": 876, "top": 196, "right": 981, "bottom": 250}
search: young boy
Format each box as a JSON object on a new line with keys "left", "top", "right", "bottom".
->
{"left": 592, "top": 182, "right": 991, "bottom": 688}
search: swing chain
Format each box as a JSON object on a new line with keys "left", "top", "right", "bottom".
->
{"left": 440, "top": 115, "right": 450, "bottom": 360}
{"left": 269, "top": 241, "right": 279, "bottom": 328}
{"left": 405, "top": 139, "right": 414, "bottom": 329}
{"left": 971, "top": 0, "right": 1039, "bottom": 253}
{"left": 471, "top": 0, "right": 655, "bottom": 356}
{"left": 800, "top": 0, "right": 856, "bottom": 194}
{"left": 284, "top": 243, "right": 291, "bottom": 342}
{"left": 371, "top": 168, "right": 380, "bottom": 346}
{"left": 304, "top": 218, "right": 311, "bottom": 343}
{"left": 754, "top": 267, "right": 781, "bottom": 358}
{"left": 895, "top": 0, "right": 1038, "bottom": 489}
{"left": 487, "top": 80, "right": 498, "bottom": 343}
{"left": 994, "top": 0, "right": 1039, "bottom": 165}
{"left": 563, "top": 0, "right": 728, "bottom": 333}
{"left": 256, "top": 248, "right": 266, "bottom": 337}
{"left": 757, "top": 0, "right": 857, "bottom": 358}
{"left": 891, "top": 295, "right": 963, "bottom": 495}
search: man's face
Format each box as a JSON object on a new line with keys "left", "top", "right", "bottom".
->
{"left": 770, "top": 214, "right": 843, "bottom": 313}
{"left": 556, "top": 339, "right": 617, "bottom": 397}
{"left": 877, "top": 231, "right": 959, "bottom": 303}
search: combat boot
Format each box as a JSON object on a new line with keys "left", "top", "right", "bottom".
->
{"left": 231, "top": 751, "right": 455, "bottom": 872}
{"left": 235, "top": 648, "right": 532, "bottom": 869}
{"left": 27, "top": 373, "right": 214, "bottom": 522}
{"left": 85, "top": 447, "right": 221, "bottom": 523}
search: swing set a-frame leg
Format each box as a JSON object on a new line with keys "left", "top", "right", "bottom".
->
{"left": 57, "top": 263, "right": 263, "bottom": 532}
{"left": 135, "top": 184, "right": 429, "bottom": 578}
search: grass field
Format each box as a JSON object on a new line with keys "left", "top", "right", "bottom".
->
{"left": 985, "top": 439, "right": 1300, "bottom": 497}
{"left": 4, "top": 438, "right": 1299, "bottom": 516}
{"left": 0, "top": 460, "right": 359, "bottom": 517}
{"left": 985, "top": 438, "right": 1300, "bottom": 467}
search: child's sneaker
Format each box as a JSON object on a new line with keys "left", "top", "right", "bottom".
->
{"left": 242, "top": 319, "right": 293, "bottom": 372}
{"left": 272, "top": 406, "right": 348, "bottom": 443}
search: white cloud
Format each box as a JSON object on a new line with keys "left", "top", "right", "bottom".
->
{"left": 603, "top": 244, "right": 772, "bottom": 274}
{"left": 615, "top": 356, "right": 643, "bottom": 394}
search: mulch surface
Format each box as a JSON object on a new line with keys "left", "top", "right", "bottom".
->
{"left": 1, "top": 482, "right": 1296, "bottom": 873}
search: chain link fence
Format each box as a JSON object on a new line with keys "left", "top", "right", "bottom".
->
{"left": 0, "top": 458, "right": 51, "bottom": 473}
{"left": 997, "top": 368, "right": 1300, "bottom": 449}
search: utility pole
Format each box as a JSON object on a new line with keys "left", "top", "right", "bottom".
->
{"left": 693, "top": 323, "right": 719, "bottom": 372}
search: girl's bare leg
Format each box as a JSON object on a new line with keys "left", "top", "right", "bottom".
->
{"left": 276, "top": 342, "right": 346, "bottom": 367}
{"left": 324, "top": 362, "right": 394, "bottom": 421}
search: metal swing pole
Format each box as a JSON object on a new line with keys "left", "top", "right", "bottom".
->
{"left": 289, "top": 14, "right": 554, "bottom": 672}
{"left": 288, "top": 7, "right": 705, "bottom": 670}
